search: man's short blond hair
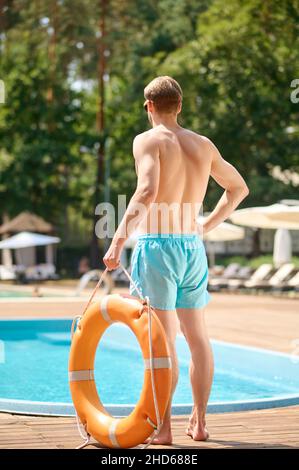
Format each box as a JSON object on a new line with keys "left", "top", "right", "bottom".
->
{"left": 144, "top": 76, "right": 182, "bottom": 114}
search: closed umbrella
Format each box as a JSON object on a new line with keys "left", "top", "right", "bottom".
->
{"left": 273, "top": 228, "right": 292, "bottom": 268}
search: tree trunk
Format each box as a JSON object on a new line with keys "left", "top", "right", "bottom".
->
{"left": 90, "top": 0, "right": 107, "bottom": 268}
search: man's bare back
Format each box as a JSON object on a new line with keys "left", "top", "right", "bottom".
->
{"left": 133, "top": 124, "right": 245, "bottom": 235}
{"left": 135, "top": 125, "right": 211, "bottom": 234}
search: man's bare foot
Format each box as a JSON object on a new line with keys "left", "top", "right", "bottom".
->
{"left": 185, "top": 413, "right": 209, "bottom": 441}
{"left": 186, "top": 424, "right": 209, "bottom": 441}
{"left": 144, "top": 424, "right": 173, "bottom": 445}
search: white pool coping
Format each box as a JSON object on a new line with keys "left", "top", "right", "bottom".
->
{"left": 0, "top": 393, "right": 299, "bottom": 417}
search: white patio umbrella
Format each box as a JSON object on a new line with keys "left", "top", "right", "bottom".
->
{"left": 201, "top": 221, "right": 245, "bottom": 242}
{"left": 229, "top": 203, "right": 299, "bottom": 229}
{"left": 229, "top": 203, "right": 299, "bottom": 266}
{"left": 0, "top": 231, "right": 60, "bottom": 268}
{"left": 0, "top": 231, "right": 60, "bottom": 249}
{"left": 197, "top": 217, "right": 245, "bottom": 266}
{"left": 267, "top": 205, "right": 299, "bottom": 225}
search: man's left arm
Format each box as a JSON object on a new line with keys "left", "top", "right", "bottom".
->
{"left": 103, "top": 133, "right": 160, "bottom": 270}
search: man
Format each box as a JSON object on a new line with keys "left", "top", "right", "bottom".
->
{"left": 103, "top": 76, "right": 249, "bottom": 445}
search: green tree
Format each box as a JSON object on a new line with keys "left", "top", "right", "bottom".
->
{"left": 158, "top": 0, "right": 299, "bottom": 207}
{"left": 1, "top": 0, "right": 298, "bottom": 268}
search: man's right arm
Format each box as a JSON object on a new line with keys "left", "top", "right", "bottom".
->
{"left": 203, "top": 139, "right": 249, "bottom": 234}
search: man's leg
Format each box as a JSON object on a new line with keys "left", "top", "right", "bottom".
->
{"left": 176, "top": 307, "right": 214, "bottom": 441}
{"left": 146, "top": 308, "right": 179, "bottom": 445}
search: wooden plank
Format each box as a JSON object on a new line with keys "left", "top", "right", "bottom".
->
{"left": 0, "top": 406, "right": 298, "bottom": 449}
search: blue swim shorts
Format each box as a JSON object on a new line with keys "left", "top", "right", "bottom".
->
{"left": 129, "top": 233, "right": 212, "bottom": 310}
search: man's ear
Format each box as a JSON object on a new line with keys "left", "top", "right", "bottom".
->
{"left": 177, "top": 100, "right": 182, "bottom": 114}
{"left": 148, "top": 100, "right": 155, "bottom": 113}
{"left": 148, "top": 112, "right": 153, "bottom": 125}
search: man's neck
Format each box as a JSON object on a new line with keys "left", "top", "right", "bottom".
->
{"left": 151, "top": 114, "right": 181, "bottom": 130}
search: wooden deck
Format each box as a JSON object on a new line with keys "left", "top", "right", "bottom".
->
{"left": 0, "top": 290, "right": 298, "bottom": 448}
{"left": 0, "top": 406, "right": 298, "bottom": 449}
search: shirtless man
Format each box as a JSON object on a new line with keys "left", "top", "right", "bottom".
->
{"left": 103, "top": 76, "right": 249, "bottom": 445}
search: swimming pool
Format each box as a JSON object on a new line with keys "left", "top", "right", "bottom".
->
{"left": 0, "top": 290, "right": 34, "bottom": 298}
{"left": 0, "top": 318, "right": 298, "bottom": 416}
{"left": 0, "top": 290, "right": 68, "bottom": 298}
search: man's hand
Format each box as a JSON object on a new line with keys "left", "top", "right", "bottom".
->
{"left": 103, "top": 242, "right": 123, "bottom": 271}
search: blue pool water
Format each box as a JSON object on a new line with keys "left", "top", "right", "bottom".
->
{"left": 0, "top": 319, "right": 299, "bottom": 415}
{"left": 0, "top": 290, "right": 67, "bottom": 298}
{"left": 0, "top": 290, "right": 33, "bottom": 298}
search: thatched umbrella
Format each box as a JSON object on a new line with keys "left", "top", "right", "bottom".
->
{"left": 0, "top": 212, "right": 54, "bottom": 268}
{"left": 0, "top": 211, "right": 53, "bottom": 235}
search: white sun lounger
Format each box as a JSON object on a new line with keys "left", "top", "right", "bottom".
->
{"left": 228, "top": 264, "right": 273, "bottom": 289}
{"left": 248, "top": 263, "right": 295, "bottom": 289}
{"left": 272, "top": 269, "right": 299, "bottom": 292}
{"left": 208, "top": 263, "right": 241, "bottom": 287}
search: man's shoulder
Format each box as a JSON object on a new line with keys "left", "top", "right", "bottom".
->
{"left": 132, "top": 130, "right": 160, "bottom": 159}
{"left": 134, "top": 129, "right": 157, "bottom": 138}
{"left": 185, "top": 129, "right": 213, "bottom": 145}
{"left": 133, "top": 129, "right": 214, "bottom": 150}
{"left": 133, "top": 129, "right": 159, "bottom": 146}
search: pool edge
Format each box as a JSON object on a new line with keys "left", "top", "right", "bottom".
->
{"left": 1, "top": 394, "right": 299, "bottom": 417}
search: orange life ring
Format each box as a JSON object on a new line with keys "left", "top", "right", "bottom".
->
{"left": 69, "top": 293, "right": 172, "bottom": 449}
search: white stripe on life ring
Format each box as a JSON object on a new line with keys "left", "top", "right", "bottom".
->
{"left": 109, "top": 419, "right": 120, "bottom": 448}
{"left": 144, "top": 357, "right": 172, "bottom": 370}
{"left": 69, "top": 369, "right": 94, "bottom": 382}
{"left": 100, "top": 295, "right": 114, "bottom": 324}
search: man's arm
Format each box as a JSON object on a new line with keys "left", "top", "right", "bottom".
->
{"left": 103, "top": 133, "right": 160, "bottom": 270}
{"left": 203, "top": 139, "right": 249, "bottom": 234}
